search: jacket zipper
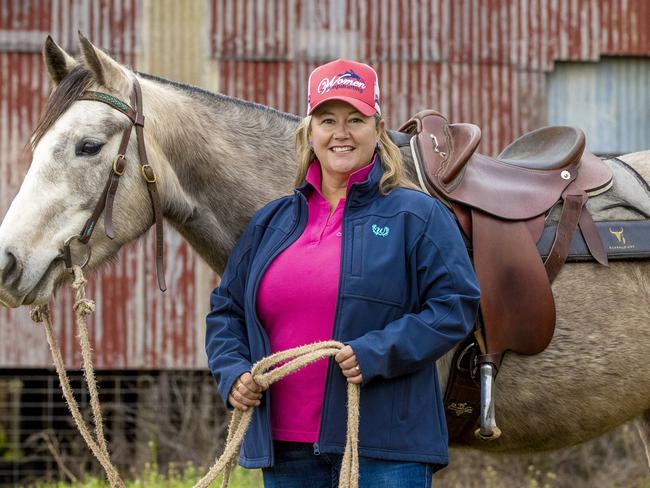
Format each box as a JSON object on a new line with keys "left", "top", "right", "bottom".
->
{"left": 252, "top": 191, "right": 307, "bottom": 466}
{"left": 314, "top": 187, "right": 357, "bottom": 456}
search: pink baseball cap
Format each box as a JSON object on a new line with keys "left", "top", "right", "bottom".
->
{"left": 307, "top": 59, "right": 381, "bottom": 116}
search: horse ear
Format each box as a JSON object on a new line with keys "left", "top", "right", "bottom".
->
{"left": 43, "top": 36, "right": 78, "bottom": 86}
{"left": 78, "top": 31, "right": 131, "bottom": 94}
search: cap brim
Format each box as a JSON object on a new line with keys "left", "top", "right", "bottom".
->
{"left": 309, "top": 96, "right": 377, "bottom": 116}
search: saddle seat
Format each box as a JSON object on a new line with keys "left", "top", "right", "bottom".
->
{"left": 400, "top": 110, "right": 612, "bottom": 221}
{"left": 497, "top": 126, "right": 585, "bottom": 170}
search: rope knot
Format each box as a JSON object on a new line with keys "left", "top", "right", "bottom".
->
{"left": 73, "top": 298, "right": 96, "bottom": 316}
{"left": 30, "top": 305, "right": 49, "bottom": 323}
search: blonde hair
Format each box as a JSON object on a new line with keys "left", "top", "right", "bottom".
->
{"left": 293, "top": 114, "right": 420, "bottom": 194}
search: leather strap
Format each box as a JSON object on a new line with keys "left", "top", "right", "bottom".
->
{"left": 78, "top": 106, "right": 133, "bottom": 244}
{"left": 67, "top": 79, "right": 167, "bottom": 292}
{"left": 444, "top": 337, "right": 481, "bottom": 444}
{"left": 476, "top": 352, "right": 503, "bottom": 369}
{"left": 544, "top": 187, "right": 588, "bottom": 283}
{"left": 578, "top": 208, "right": 609, "bottom": 266}
{"left": 78, "top": 91, "right": 137, "bottom": 123}
{"left": 132, "top": 79, "right": 166, "bottom": 292}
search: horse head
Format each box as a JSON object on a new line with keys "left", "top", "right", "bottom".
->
{"left": 0, "top": 34, "right": 163, "bottom": 307}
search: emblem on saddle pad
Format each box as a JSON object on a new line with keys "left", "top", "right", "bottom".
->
{"left": 608, "top": 226, "right": 635, "bottom": 250}
{"left": 609, "top": 227, "right": 626, "bottom": 244}
{"left": 371, "top": 224, "right": 389, "bottom": 237}
{"left": 447, "top": 402, "right": 473, "bottom": 416}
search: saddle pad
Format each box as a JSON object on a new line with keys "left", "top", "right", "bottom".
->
{"left": 538, "top": 219, "right": 650, "bottom": 261}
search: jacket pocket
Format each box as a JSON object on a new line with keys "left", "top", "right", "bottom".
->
{"left": 350, "top": 223, "right": 364, "bottom": 277}
{"left": 344, "top": 217, "right": 408, "bottom": 307}
{"left": 397, "top": 376, "right": 412, "bottom": 422}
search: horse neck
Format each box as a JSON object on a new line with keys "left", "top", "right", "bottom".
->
{"left": 139, "top": 76, "right": 299, "bottom": 274}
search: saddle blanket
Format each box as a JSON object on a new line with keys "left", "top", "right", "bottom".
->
{"left": 537, "top": 219, "right": 650, "bottom": 261}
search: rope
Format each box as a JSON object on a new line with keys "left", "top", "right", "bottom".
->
{"left": 30, "top": 268, "right": 125, "bottom": 488}
{"left": 195, "top": 341, "right": 361, "bottom": 488}
{"left": 70, "top": 267, "right": 113, "bottom": 468}
{"left": 31, "top": 267, "right": 362, "bottom": 488}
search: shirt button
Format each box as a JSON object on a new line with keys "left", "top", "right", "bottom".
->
{"left": 336, "top": 232, "right": 342, "bottom": 237}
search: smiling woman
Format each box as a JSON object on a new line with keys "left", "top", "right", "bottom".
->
{"left": 205, "top": 59, "right": 481, "bottom": 488}
{"left": 309, "top": 100, "right": 379, "bottom": 202}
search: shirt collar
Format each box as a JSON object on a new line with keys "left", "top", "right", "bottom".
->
{"left": 305, "top": 154, "right": 377, "bottom": 198}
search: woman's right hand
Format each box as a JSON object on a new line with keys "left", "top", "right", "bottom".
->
{"left": 228, "top": 372, "right": 266, "bottom": 411}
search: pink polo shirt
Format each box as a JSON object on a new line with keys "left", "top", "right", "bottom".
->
{"left": 256, "top": 158, "right": 375, "bottom": 443}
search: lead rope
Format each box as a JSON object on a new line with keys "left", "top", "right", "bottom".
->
{"left": 30, "top": 267, "right": 125, "bottom": 488}
{"left": 31, "top": 266, "right": 361, "bottom": 488}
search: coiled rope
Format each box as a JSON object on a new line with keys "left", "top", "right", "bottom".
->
{"left": 31, "top": 265, "right": 361, "bottom": 488}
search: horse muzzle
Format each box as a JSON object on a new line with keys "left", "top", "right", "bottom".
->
{"left": 0, "top": 250, "right": 64, "bottom": 307}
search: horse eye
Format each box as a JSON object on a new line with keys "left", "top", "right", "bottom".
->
{"left": 75, "top": 140, "right": 104, "bottom": 156}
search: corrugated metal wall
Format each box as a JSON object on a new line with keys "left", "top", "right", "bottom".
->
{"left": 547, "top": 57, "right": 650, "bottom": 154}
{"left": 212, "top": 0, "right": 650, "bottom": 153}
{"left": 0, "top": 0, "right": 211, "bottom": 370}
{"left": 1, "top": 0, "right": 649, "bottom": 369}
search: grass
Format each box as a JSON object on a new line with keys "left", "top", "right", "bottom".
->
{"left": 22, "top": 422, "right": 650, "bottom": 488}
{"left": 30, "top": 463, "right": 263, "bottom": 488}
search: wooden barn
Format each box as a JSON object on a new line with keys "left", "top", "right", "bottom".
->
{"left": 0, "top": 0, "right": 648, "bottom": 484}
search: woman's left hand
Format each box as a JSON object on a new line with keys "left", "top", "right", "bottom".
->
{"left": 335, "top": 345, "right": 363, "bottom": 384}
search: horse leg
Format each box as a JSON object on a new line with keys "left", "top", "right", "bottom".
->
{"left": 636, "top": 409, "right": 650, "bottom": 469}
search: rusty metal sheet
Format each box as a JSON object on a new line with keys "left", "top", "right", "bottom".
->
{"left": 210, "top": 0, "right": 650, "bottom": 152}
{"left": 209, "top": 0, "right": 650, "bottom": 63}
{"left": 0, "top": 0, "right": 211, "bottom": 370}
{"left": 1, "top": 0, "right": 649, "bottom": 369}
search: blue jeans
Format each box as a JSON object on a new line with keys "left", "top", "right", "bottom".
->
{"left": 262, "top": 441, "right": 435, "bottom": 488}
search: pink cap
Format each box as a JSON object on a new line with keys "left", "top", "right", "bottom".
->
{"left": 307, "top": 59, "right": 381, "bottom": 116}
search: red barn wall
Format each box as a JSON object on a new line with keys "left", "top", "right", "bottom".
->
{"left": 0, "top": 0, "right": 648, "bottom": 368}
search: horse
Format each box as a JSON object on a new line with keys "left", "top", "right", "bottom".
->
{"left": 1, "top": 35, "right": 649, "bottom": 464}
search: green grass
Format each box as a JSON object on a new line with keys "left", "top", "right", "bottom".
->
{"left": 30, "top": 464, "right": 263, "bottom": 488}
{"left": 23, "top": 464, "right": 650, "bottom": 488}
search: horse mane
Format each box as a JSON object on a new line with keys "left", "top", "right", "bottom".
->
{"left": 30, "top": 66, "right": 300, "bottom": 152}
{"left": 137, "top": 72, "right": 300, "bottom": 124}
{"left": 31, "top": 66, "right": 95, "bottom": 149}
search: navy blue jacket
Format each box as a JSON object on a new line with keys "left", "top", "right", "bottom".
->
{"left": 205, "top": 159, "right": 480, "bottom": 468}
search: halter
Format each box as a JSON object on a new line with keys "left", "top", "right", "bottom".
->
{"left": 62, "top": 77, "right": 167, "bottom": 292}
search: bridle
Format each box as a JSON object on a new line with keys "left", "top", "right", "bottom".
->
{"left": 62, "top": 77, "right": 167, "bottom": 292}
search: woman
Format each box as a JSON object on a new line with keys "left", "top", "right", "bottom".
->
{"left": 206, "top": 59, "right": 480, "bottom": 487}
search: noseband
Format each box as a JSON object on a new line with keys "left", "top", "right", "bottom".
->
{"left": 62, "top": 77, "right": 167, "bottom": 292}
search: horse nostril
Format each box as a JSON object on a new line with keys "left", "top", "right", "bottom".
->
{"left": 1, "top": 250, "right": 22, "bottom": 288}
{"left": 1, "top": 250, "right": 15, "bottom": 277}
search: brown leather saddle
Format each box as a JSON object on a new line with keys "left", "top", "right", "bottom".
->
{"left": 399, "top": 110, "right": 613, "bottom": 366}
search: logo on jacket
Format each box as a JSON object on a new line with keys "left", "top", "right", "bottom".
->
{"left": 372, "top": 224, "right": 389, "bottom": 237}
